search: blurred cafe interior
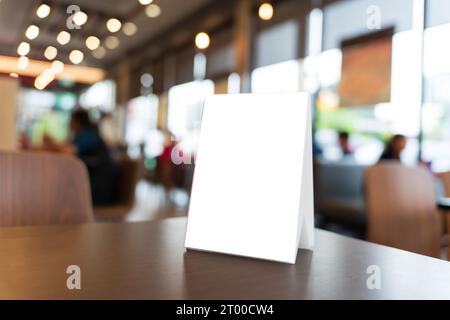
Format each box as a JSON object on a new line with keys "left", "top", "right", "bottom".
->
{"left": 1, "top": 0, "right": 450, "bottom": 262}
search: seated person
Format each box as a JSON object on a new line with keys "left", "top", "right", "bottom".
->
{"left": 157, "top": 130, "right": 177, "bottom": 194}
{"left": 379, "top": 134, "right": 407, "bottom": 162}
{"left": 43, "top": 109, "right": 118, "bottom": 205}
{"left": 338, "top": 131, "right": 353, "bottom": 156}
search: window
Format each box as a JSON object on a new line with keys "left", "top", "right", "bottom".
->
{"left": 314, "top": 0, "right": 421, "bottom": 164}
{"left": 251, "top": 60, "right": 301, "bottom": 93}
{"left": 18, "top": 89, "right": 73, "bottom": 145}
{"left": 423, "top": 23, "right": 450, "bottom": 172}
{"left": 254, "top": 20, "right": 299, "bottom": 68}
{"left": 323, "top": 0, "right": 413, "bottom": 50}
{"left": 125, "top": 95, "right": 159, "bottom": 158}
{"left": 168, "top": 80, "right": 215, "bottom": 154}
{"left": 426, "top": 0, "right": 450, "bottom": 28}
{"left": 79, "top": 80, "right": 116, "bottom": 112}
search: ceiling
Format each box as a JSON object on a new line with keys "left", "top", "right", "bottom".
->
{"left": 0, "top": 0, "right": 214, "bottom": 68}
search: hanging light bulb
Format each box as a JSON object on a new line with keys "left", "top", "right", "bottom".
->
{"left": 57, "top": 31, "right": 71, "bottom": 45}
{"left": 69, "top": 50, "right": 84, "bottom": 64}
{"left": 195, "top": 32, "right": 210, "bottom": 50}
{"left": 145, "top": 4, "right": 161, "bottom": 18}
{"left": 107, "top": 18, "right": 122, "bottom": 33}
{"left": 17, "top": 56, "right": 29, "bottom": 70}
{"left": 140, "top": 73, "right": 154, "bottom": 88}
{"left": 86, "top": 36, "right": 101, "bottom": 50}
{"left": 44, "top": 46, "right": 58, "bottom": 60}
{"left": 258, "top": 3, "right": 274, "bottom": 21}
{"left": 34, "top": 76, "right": 46, "bottom": 90}
{"left": 105, "top": 36, "right": 120, "bottom": 49}
{"left": 17, "top": 42, "right": 30, "bottom": 56}
{"left": 123, "top": 22, "right": 138, "bottom": 36}
{"left": 93, "top": 46, "right": 107, "bottom": 59}
{"left": 73, "top": 11, "right": 88, "bottom": 26}
{"left": 36, "top": 4, "right": 51, "bottom": 19}
{"left": 25, "top": 25, "right": 40, "bottom": 40}
{"left": 51, "top": 60, "right": 65, "bottom": 74}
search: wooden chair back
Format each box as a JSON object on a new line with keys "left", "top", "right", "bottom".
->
{"left": 365, "top": 163, "right": 441, "bottom": 258}
{"left": 0, "top": 151, "right": 93, "bottom": 227}
{"left": 438, "top": 171, "right": 450, "bottom": 257}
{"left": 115, "top": 156, "right": 143, "bottom": 207}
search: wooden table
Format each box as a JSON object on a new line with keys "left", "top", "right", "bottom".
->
{"left": 0, "top": 217, "right": 449, "bottom": 300}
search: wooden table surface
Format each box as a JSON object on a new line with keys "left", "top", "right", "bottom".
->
{"left": 0, "top": 217, "right": 449, "bottom": 300}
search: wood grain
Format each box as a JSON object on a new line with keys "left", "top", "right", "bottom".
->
{"left": 0, "top": 218, "right": 449, "bottom": 299}
{"left": 0, "top": 151, "right": 93, "bottom": 227}
{"left": 365, "top": 163, "right": 442, "bottom": 258}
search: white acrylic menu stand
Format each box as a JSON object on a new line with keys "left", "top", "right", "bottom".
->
{"left": 185, "top": 93, "right": 314, "bottom": 264}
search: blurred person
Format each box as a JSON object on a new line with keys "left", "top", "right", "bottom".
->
{"left": 18, "top": 132, "right": 31, "bottom": 150}
{"left": 98, "top": 111, "right": 120, "bottom": 147}
{"left": 312, "top": 135, "right": 323, "bottom": 158}
{"left": 43, "top": 109, "right": 118, "bottom": 205}
{"left": 379, "top": 134, "right": 407, "bottom": 162}
{"left": 338, "top": 131, "right": 353, "bottom": 156}
{"left": 158, "top": 130, "right": 177, "bottom": 196}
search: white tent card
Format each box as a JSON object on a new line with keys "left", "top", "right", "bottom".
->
{"left": 185, "top": 93, "right": 314, "bottom": 264}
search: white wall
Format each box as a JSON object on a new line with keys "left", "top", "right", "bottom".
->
{"left": 427, "top": 0, "right": 450, "bottom": 27}
{"left": 254, "top": 20, "right": 299, "bottom": 68}
{"left": 323, "top": 0, "right": 413, "bottom": 50}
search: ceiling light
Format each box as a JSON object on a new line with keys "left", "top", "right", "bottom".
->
{"left": 57, "top": 31, "right": 71, "bottom": 45}
{"left": 44, "top": 46, "right": 58, "bottom": 60}
{"left": 123, "top": 22, "right": 138, "bottom": 36}
{"left": 139, "top": 0, "right": 153, "bottom": 5}
{"left": 69, "top": 50, "right": 84, "bottom": 64}
{"left": 17, "top": 56, "right": 29, "bottom": 70}
{"left": 34, "top": 76, "right": 46, "bottom": 90}
{"left": 140, "top": 73, "right": 154, "bottom": 88}
{"left": 107, "top": 18, "right": 122, "bottom": 33}
{"left": 0, "top": 55, "right": 105, "bottom": 84}
{"left": 17, "top": 42, "right": 30, "bottom": 56}
{"left": 36, "top": 4, "right": 51, "bottom": 19}
{"left": 25, "top": 25, "right": 40, "bottom": 40}
{"left": 195, "top": 32, "right": 210, "bottom": 50}
{"left": 105, "top": 36, "right": 120, "bottom": 49}
{"left": 41, "top": 68, "right": 55, "bottom": 82}
{"left": 86, "top": 36, "right": 100, "bottom": 50}
{"left": 51, "top": 60, "right": 64, "bottom": 74}
{"left": 145, "top": 4, "right": 161, "bottom": 18}
{"left": 259, "top": 3, "right": 274, "bottom": 21}
{"left": 34, "top": 70, "right": 54, "bottom": 90}
{"left": 93, "top": 46, "right": 107, "bottom": 59}
{"left": 73, "top": 11, "right": 88, "bottom": 26}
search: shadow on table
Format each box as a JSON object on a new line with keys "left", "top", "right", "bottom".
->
{"left": 181, "top": 249, "right": 313, "bottom": 299}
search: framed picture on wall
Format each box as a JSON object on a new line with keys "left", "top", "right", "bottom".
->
{"left": 339, "top": 28, "right": 394, "bottom": 107}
